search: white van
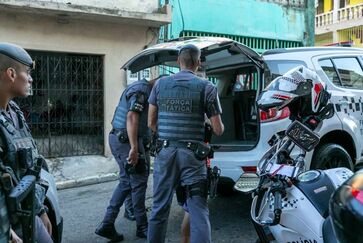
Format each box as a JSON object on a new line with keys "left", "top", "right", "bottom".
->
{"left": 122, "top": 37, "right": 363, "bottom": 195}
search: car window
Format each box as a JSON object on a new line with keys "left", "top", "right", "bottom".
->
{"left": 318, "top": 59, "right": 341, "bottom": 86}
{"left": 333, "top": 57, "right": 363, "bottom": 89}
{"left": 263, "top": 60, "right": 306, "bottom": 87}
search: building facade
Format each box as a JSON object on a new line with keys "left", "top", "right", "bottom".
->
{"left": 0, "top": 0, "right": 171, "bottom": 157}
{"left": 159, "top": 0, "right": 315, "bottom": 52}
{"left": 315, "top": 0, "right": 363, "bottom": 47}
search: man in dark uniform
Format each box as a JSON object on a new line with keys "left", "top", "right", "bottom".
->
{"left": 95, "top": 76, "right": 157, "bottom": 241}
{"left": 147, "top": 44, "right": 224, "bottom": 243}
{"left": 0, "top": 42, "right": 53, "bottom": 242}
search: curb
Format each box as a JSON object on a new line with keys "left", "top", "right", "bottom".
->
{"left": 55, "top": 173, "right": 119, "bottom": 190}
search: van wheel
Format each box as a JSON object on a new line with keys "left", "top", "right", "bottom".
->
{"left": 311, "top": 143, "right": 353, "bottom": 170}
{"left": 217, "top": 178, "right": 235, "bottom": 197}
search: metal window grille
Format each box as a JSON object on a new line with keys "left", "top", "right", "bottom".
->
{"left": 338, "top": 25, "right": 363, "bottom": 47}
{"left": 16, "top": 51, "right": 104, "bottom": 158}
{"left": 179, "top": 30, "right": 303, "bottom": 53}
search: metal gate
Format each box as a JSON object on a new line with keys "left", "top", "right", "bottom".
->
{"left": 16, "top": 51, "right": 104, "bottom": 158}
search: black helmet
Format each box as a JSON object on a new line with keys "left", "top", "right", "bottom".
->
{"left": 0, "top": 42, "right": 34, "bottom": 68}
{"left": 330, "top": 171, "right": 363, "bottom": 243}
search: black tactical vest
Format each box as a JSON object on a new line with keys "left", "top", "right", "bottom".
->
{"left": 112, "top": 79, "right": 151, "bottom": 136}
{"left": 0, "top": 101, "right": 39, "bottom": 180}
{"left": 157, "top": 76, "right": 206, "bottom": 141}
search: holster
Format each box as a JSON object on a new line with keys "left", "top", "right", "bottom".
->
{"left": 185, "top": 180, "right": 208, "bottom": 199}
{"left": 150, "top": 132, "right": 161, "bottom": 157}
{"left": 143, "top": 137, "right": 151, "bottom": 152}
{"left": 111, "top": 128, "right": 129, "bottom": 143}
{"left": 193, "top": 142, "right": 212, "bottom": 160}
{"left": 125, "top": 154, "right": 149, "bottom": 175}
{"left": 207, "top": 166, "right": 221, "bottom": 199}
{"left": 175, "top": 184, "right": 186, "bottom": 206}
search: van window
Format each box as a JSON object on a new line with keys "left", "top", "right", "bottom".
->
{"left": 318, "top": 59, "right": 341, "bottom": 86}
{"left": 264, "top": 60, "right": 306, "bottom": 87}
{"left": 333, "top": 57, "right": 363, "bottom": 89}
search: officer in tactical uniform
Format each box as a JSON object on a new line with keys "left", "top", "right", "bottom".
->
{"left": 147, "top": 44, "right": 224, "bottom": 243}
{"left": 95, "top": 76, "right": 157, "bottom": 241}
{"left": 0, "top": 42, "right": 53, "bottom": 243}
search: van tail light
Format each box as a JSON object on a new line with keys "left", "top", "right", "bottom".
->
{"left": 241, "top": 166, "right": 257, "bottom": 173}
{"left": 260, "top": 107, "right": 290, "bottom": 123}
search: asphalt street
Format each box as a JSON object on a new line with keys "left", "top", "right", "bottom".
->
{"left": 59, "top": 178, "right": 258, "bottom": 243}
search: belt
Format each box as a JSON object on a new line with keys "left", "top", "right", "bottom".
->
{"left": 110, "top": 128, "right": 126, "bottom": 136}
{"left": 111, "top": 128, "right": 150, "bottom": 142}
{"left": 159, "top": 139, "right": 200, "bottom": 150}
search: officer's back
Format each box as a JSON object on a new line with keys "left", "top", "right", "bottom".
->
{"left": 147, "top": 44, "right": 224, "bottom": 243}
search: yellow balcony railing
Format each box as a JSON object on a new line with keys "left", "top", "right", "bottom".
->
{"left": 315, "top": 3, "right": 363, "bottom": 28}
{"left": 315, "top": 11, "right": 334, "bottom": 27}
{"left": 337, "top": 3, "right": 363, "bottom": 22}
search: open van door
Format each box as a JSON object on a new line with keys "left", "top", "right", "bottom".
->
{"left": 122, "top": 37, "right": 264, "bottom": 151}
{"left": 122, "top": 37, "right": 263, "bottom": 73}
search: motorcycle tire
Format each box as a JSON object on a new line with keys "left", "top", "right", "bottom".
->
{"left": 311, "top": 143, "right": 353, "bottom": 170}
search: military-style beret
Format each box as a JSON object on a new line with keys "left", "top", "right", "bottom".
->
{"left": 0, "top": 42, "right": 34, "bottom": 68}
{"left": 178, "top": 44, "right": 201, "bottom": 56}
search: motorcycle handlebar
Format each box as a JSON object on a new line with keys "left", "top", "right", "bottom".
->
{"left": 272, "top": 191, "right": 282, "bottom": 225}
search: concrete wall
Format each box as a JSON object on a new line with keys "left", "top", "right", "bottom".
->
{"left": 165, "top": 0, "right": 310, "bottom": 42}
{"left": 2, "top": 0, "right": 160, "bottom": 13}
{"left": 0, "top": 12, "right": 157, "bottom": 156}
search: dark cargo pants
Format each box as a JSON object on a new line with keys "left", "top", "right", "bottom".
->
{"left": 102, "top": 133, "right": 149, "bottom": 227}
{"left": 147, "top": 147, "right": 211, "bottom": 243}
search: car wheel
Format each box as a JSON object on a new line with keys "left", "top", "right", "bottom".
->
{"left": 217, "top": 178, "right": 235, "bottom": 197}
{"left": 311, "top": 143, "right": 353, "bottom": 170}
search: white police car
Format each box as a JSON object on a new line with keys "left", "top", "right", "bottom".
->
{"left": 122, "top": 37, "right": 363, "bottom": 195}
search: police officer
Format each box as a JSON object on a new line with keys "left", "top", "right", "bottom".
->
{"left": 147, "top": 44, "right": 224, "bottom": 243}
{"left": 0, "top": 43, "right": 53, "bottom": 242}
{"left": 95, "top": 75, "right": 158, "bottom": 241}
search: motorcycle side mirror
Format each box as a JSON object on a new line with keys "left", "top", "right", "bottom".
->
{"left": 234, "top": 173, "right": 260, "bottom": 193}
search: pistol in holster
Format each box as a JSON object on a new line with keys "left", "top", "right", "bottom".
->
{"left": 207, "top": 166, "right": 221, "bottom": 199}
{"left": 175, "top": 184, "right": 186, "bottom": 206}
{"left": 125, "top": 154, "right": 149, "bottom": 175}
{"left": 111, "top": 128, "right": 129, "bottom": 143}
{"left": 150, "top": 133, "right": 163, "bottom": 157}
{"left": 175, "top": 180, "right": 209, "bottom": 206}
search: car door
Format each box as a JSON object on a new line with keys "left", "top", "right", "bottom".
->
{"left": 315, "top": 54, "right": 363, "bottom": 162}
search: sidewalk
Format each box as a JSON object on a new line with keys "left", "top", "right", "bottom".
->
{"left": 47, "top": 155, "right": 120, "bottom": 190}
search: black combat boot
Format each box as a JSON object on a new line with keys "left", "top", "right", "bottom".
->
{"left": 136, "top": 224, "right": 148, "bottom": 238}
{"left": 123, "top": 207, "right": 135, "bottom": 221}
{"left": 95, "top": 222, "right": 124, "bottom": 242}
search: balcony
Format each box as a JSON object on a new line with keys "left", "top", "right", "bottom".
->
{"left": 315, "top": 3, "right": 363, "bottom": 34}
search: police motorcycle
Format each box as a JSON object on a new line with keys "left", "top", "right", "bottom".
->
{"left": 234, "top": 66, "right": 355, "bottom": 243}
